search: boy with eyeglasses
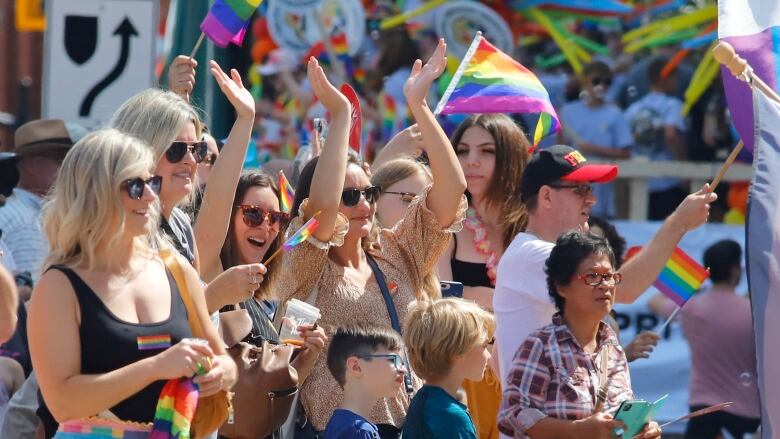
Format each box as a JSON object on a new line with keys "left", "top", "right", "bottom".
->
{"left": 324, "top": 324, "right": 406, "bottom": 439}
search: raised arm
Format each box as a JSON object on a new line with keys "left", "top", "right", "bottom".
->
{"left": 617, "top": 184, "right": 716, "bottom": 303}
{"left": 194, "top": 61, "right": 255, "bottom": 282}
{"left": 303, "top": 58, "right": 352, "bottom": 242}
{"left": 403, "top": 39, "right": 467, "bottom": 227}
{"left": 371, "top": 124, "right": 424, "bottom": 171}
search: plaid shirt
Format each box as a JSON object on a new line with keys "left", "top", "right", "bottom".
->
{"left": 498, "top": 313, "right": 633, "bottom": 438}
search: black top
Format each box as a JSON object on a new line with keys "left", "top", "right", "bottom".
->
{"left": 450, "top": 235, "right": 492, "bottom": 288}
{"left": 38, "top": 265, "right": 192, "bottom": 437}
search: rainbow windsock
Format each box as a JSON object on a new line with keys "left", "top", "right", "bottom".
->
{"left": 278, "top": 171, "right": 295, "bottom": 213}
{"left": 652, "top": 247, "right": 709, "bottom": 307}
{"left": 283, "top": 215, "right": 320, "bottom": 251}
{"left": 149, "top": 378, "right": 199, "bottom": 439}
{"left": 434, "top": 32, "right": 560, "bottom": 147}
{"left": 200, "top": 0, "right": 263, "bottom": 48}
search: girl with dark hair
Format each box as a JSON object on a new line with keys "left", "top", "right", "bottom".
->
{"left": 498, "top": 232, "right": 661, "bottom": 439}
{"left": 436, "top": 114, "right": 530, "bottom": 439}
{"left": 278, "top": 41, "right": 467, "bottom": 437}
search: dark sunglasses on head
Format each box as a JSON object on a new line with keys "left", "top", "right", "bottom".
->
{"left": 235, "top": 205, "right": 290, "bottom": 228}
{"left": 122, "top": 175, "right": 162, "bottom": 199}
{"left": 342, "top": 186, "right": 381, "bottom": 207}
{"left": 165, "top": 141, "right": 208, "bottom": 164}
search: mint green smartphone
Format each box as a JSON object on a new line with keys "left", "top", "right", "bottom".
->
{"left": 613, "top": 400, "right": 651, "bottom": 438}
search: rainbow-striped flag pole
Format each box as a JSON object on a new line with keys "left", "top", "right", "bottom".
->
{"left": 653, "top": 247, "right": 709, "bottom": 333}
{"left": 434, "top": 31, "right": 560, "bottom": 150}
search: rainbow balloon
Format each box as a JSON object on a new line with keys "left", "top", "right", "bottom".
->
{"left": 200, "top": 0, "right": 263, "bottom": 48}
{"left": 434, "top": 32, "right": 560, "bottom": 147}
{"left": 652, "top": 247, "right": 709, "bottom": 307}
{"left": 278, "top": 171, "right": 295, "bottom": 214}
{"left": 283, "top": 216, "right": 320, "bottom": 251}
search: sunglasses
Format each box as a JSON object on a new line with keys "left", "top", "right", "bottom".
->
{"left": 342, "top": 186, "right": 381, "bottom": 207}
{"left": 383, "top": 191, "right": 417, "bottom": 204}
{"left": 357, "top": 353, "right": 404, "bottom": 370}
{"left": 235, "top": 205, "right": 290, "bottom": 228}
{"left": 549, "top": 183, "right": 593, "bottom": 198}
{"left": 202, "top": 152, "right": 218, "bottom": 166}
{"left": 122, "top": 176, "right": 162, "bottom": 200}
{"left": 165, "top": 141, "right": 208, "bottom": 164}
{"left": 572, "top": 271, "right": 622, "bottom": 286}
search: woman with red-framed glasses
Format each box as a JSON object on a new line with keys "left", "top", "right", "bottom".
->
{"left": 498, "top": 231, "right": 660, "bottom": 439}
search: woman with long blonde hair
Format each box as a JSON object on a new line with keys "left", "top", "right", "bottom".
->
{"left": 28, "top": 129, "right": 236, "bottom": 438}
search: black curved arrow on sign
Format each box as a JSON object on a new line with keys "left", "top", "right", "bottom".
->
{"left": 79, "top": 17, "right": 138, "bottom": 117}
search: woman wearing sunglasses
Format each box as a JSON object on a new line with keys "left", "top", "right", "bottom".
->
{"left": 111, "top": 61, "right": 263, "bottom": 314}
{"left": 27, "top": 129, "right": 236, "bottom": 437}
{"left": 498, "top": 232, "right": 661, "bottom": 439}
{"left": 276, "top": 39, "right": 467, "bottom": 438}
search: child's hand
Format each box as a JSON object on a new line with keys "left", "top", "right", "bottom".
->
{"left": 307, "top": 58, "right": 350, "bottom": 116}
{"left": 209, "top": 60, "right": 255, "bottom": 119}
{"left": 404, "top": 38, "right": 447, "bottom": 106}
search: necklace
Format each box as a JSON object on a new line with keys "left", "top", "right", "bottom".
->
{"left": 463, "top": 207, "right": 498, "bottom": 286}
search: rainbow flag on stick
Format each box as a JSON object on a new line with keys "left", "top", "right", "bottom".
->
{"left": 652, "top": 247, "right": 709, "bottom": 307}
{"left": 278, "top": 171, "right": 295, "bottom": 214}
{"left": 434, "top": 31, "right": 560, "bottom": 148}
{"left": 200, "top": 0, "right": 263, "bottom": 48}
{"left": 262, "top": 212, "right": 321, "bottom": 265}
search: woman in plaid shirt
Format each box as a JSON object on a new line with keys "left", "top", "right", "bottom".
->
{"left": 498, "top": 232, "right": 661, "bottom": 439}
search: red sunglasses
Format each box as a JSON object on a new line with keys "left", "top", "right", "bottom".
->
{"left": 235, "top": 205, "right": 290, "bottom": 228}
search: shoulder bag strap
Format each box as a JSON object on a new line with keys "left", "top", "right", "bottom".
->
{"left": 161, "top": 250, "right": 203, "bottom": 339}
{"left": 365, "top": 253, "right": 413, "bottom": 396}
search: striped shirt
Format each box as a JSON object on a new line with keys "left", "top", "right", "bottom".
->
{"left": 498, "top": 313, "right": 632, "bottom": 438}
{"left": 0, "top": 189, "right": 45, "bottom": 282}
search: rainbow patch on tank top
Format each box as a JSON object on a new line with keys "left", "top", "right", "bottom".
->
{"left": 137, "top": 334, "right": 171, "bottom": 351}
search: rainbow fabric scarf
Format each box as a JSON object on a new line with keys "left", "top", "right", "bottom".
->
{"left": 148, "top": 378, "right": 200, "bottom": 439}
{"left": 434, "top": 32, "right": 560, "bottom": 148}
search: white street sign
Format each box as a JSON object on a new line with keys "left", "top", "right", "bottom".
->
{"left": 43, "top": 0, "right": 157, "bottom": 129}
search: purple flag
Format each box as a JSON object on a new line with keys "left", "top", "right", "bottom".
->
{"left": 718, "top": 0, "right": 780, "bottom": 153}
{"left": 746, "top": 85, "right": 780, "bottom": 438}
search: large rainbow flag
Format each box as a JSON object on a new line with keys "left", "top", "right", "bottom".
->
{"left": 652, "top": 247, "right": 709, "bottom": 307}
{"left": 434, "top": 32, "right": 560, "bottom": 147}
{"left": 200, "top": 0, "right": 263, "bottom": 48}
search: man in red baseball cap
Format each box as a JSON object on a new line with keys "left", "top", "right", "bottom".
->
{"left": 493, "top": 145, "right": 716, "bottom": 418}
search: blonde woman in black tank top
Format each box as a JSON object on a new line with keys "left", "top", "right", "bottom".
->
{"left": 28, "top": 129, "right": 236, "bottom": 437}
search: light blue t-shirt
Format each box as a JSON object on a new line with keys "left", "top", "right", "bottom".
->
{"left": 324, "top": 409, "right": 380, "bottom": 439}
{"left": 560, "top": 100, "right": 633, "bottom": 217}
{"left": 625, "top": 91, "right": 688, "bottom": 192}
{"left": 402, "top": 385, "right": 477, "bottom": 439}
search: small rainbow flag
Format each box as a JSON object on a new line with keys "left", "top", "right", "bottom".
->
{"left": 434, "top": 32, "right": 560, "bottom": 148}
{"left": 278, "top": 171, "right": 295, "bottom": 213}
{"left": 283, "top": 215, "right": 320, "bottom": 251}
{"left": 652, "top": 247, "right": 709, "bottom": 307}
{"left": 149, "top": 378, "right": 199, "bottom": 439}
{"left": 200, "top": 0, "right": 263, "bottom": 48}
{"left": 137, "top": 334, "right": 172, "bottom": 351}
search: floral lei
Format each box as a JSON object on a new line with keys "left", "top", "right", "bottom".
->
{"left": 463, "top": 207, "right": 498, "bottom": 286}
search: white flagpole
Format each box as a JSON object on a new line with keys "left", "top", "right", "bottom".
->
{"left": 656, "top": 305, "right": 681, "bottom": 334}
{"left": 434, "top": 31, "right": 483, "bottom": 115}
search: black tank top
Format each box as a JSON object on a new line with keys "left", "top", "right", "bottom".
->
{"left": 38, "top": 265, "right": 192, "bottom": 436}
{"left": 450, "top": 234, "right": 493, "bottom": 288}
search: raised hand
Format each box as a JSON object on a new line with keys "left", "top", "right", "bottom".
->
{"left": 669, "top": 183, "right": 718, "bottom": 232}
{"left": 404, "top": 38, "right": 447, "bottom": 106}
{"left": 306, "top": 57, "right": 350, "bottom": 115}
{"left": 168, "top": 55, "right": 197, "bottom": 99}
{"left": 209, "top": 60, "right": 255, "bottom": 119}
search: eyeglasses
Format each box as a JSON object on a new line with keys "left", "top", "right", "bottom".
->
{"left": 122, "top": 176, "right": 162, "bottom": 200}
{"left": 382, "top": 191, "right": 417, "bottom": 204}
{"left": 357, "top": 353, "right": 404, "bottom": 370}
{"left": 572, "top": 272, "right": 622, "bottom": 286}
{"left": 202, "top": 152, "right": 218, "bottom": 166}
{"left": 590, "top": 77, "right": 612, "bottom": 87}
{"left": 549, "top": 183, "right": 593, "bottom": 197}
{"left": 342, "top": 186, "right": 381, "bottom": 207}
{"left": 235, "top": 205, "right": 290, "bottom": 228}
{"left": 165, "top": 141, "right": 208, "bottom": 164}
